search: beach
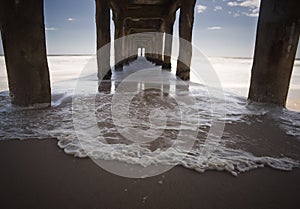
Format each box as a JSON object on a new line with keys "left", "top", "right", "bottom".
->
{"left": 0, "top": 56, "right": 300, "bottom": 208}
{"left": 1, "top": 0, "right": 300, "bottom": 207}
{"left": 1, "top": 106, "right": 300, "bottom": 208}
{"left": 0, "top": 138, "right": 299, "bottom": 209}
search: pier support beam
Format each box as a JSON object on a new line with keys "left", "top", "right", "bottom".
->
{"left": 154, "top": 32, "right": 164, "bottom": 66}
{"left": 121, "top": 28, "right": 132, "bottom": 66}
{"left": 248, "top": 0, "right": 300, "bottom": 106}
{"left": 121, "top": 27, "right": 129, "bottom": 66}
{"left": 176, "top": 0, "right": 196, "bottom": 80}
{"left": 162, "top": 18, "right": 175, "bottom": 70}
{"left": 145, "top": 34, "right": 157, "bottom": 63}
{"left": 0, "top": 1, "right": 5, "bottom": 27}
{"left": 96, "top": 0, "right": 111, "bottom": 80}
{"left": 1, "top": 0, "right": 51, "bottom": 107}
{"left": 114, "top": 19, "right": 123, "bottom": 71}
{"left": 127, "top": 36, "right": 136, "bottom": 63}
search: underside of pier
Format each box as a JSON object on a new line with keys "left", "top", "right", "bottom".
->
{"left": 96, "top": 0, "right": 196, "bottom": 81}
{"left": 0, "top": 0, "right": 299, "bottom": 107}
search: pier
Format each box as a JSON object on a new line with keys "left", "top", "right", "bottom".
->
{"left": 0, "top": 0, "right": 299, "bottom": 107}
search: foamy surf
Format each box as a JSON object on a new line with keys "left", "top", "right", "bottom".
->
{"left": 0, "top": 57, "right": 299, "bottom": 176}
{"left": 0, "top": 83, "right": 299, "bottom": 176}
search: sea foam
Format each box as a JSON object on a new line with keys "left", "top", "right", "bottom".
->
{"left": 0, "top": 57, "right": 299, "bottom": 176}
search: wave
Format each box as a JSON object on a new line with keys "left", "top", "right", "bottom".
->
{"left": 0, "top": 76, "right": 299, "bottom": 176}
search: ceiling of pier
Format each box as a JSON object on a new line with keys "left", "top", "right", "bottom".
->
{"left": 111, "top": 0, "right": 178, "bottom": 34}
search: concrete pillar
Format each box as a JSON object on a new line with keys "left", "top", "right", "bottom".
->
{"left": 248, "top": 0, "right": 300, "bottom": 106}
{"left": 162, "top": 18, "right": 175, "bottom": 70}
{"left": 145, "top": 47, "right": 152, "bottom": 62}
{"left": 154, "top": 32, "right": 164, "bottom": 65}
{"left": 1, "top": 0, "right": 51, "bottom": 107}
{"left": 114, "top": 19, "right": 123, "bottom": 71}
{"left": 121, "top": 27, "right": 131, "bottom": 66}
{"left": 146, "top": 34, "right": 157, "bottom": 63}
{"left": 96, "top": 0, "right": 111, "bottom": 80}
{"left": 0, "top": 1, "right": 6, "bottom": 27}
{"left": 176, "top": 0, "right": 196, "bottom": 80}
{"left": 127, "top": 36, "right": 134, "bottom": 63}
{"left": 130, "top": 36, "right": 138, "bottom": 62}
{"left": 120, "top": 25, "right": 129, "bottom": 66}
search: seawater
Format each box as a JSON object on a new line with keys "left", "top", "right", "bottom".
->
{"left": 0, "top": 56, "right": 299, "bottom": 176}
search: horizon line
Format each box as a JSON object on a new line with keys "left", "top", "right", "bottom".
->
{"left": 0, "top": 54, "right": 299, "bottom": 60}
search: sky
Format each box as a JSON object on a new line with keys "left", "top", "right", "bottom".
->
{"left": 0, "top": 0, "right": 299, "bottom": 58}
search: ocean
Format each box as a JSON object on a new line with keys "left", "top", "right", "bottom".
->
{"left": 0, "top": 55, "right": 299, "bottom": 177}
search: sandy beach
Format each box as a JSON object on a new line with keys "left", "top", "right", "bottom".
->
{"left": 0, "top": 56, "right": 300, "bottom": 209}
{"left": 0, "top": 117, "right": 299, "bottom": 209}
{"left": 1, "top": 0, "right": 300, "bottom": 208}
{"left": 0, "top": 139, "right": 299, "bottom": 209}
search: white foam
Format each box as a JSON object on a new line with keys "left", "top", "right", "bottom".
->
{"left": 0, "top": 56, "right": 299, "bottom": 176}
{"left": 1, "top": 81, "right": 299, "bottom": 176}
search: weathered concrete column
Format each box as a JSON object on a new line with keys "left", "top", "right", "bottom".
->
{"left": 145, "top": 47, "right": 152, "bottom": 62}
{"left": 132, "top": 38, "right": 138, "bottom": 62}
{"left": 162, "top": 18, "right": 175, "bottom": 70}
{"left": 120, "top": 25, "right": 129, "bottom": 66}
{"left": 1, "top": 0, "right": 51, "bottom": 107}
{"left": 154, "top": 32, "right": 164, "bottom": 65}
{"left": 176, "top": 0, "right": 196, "bottom": 80}
{"left": 248, "top": 0, "right": 300, "bottom": 106}
{"left": 121, "top": 27, "right": 131, "bottom": 65}
{"left": 114, "top": 19, "right": 123, "bottom": 71}
{"left": 146, "top": 34, "right": 158, "bottom": 63}
{"left": 96, "top": 0, "right": 111, "bottom": 80}
{"left": 153, "top": 29, "right": 164, "bottom": 65}
{"left": 127, "top": 36, "right": 135, "bottom": 63}
{"left": 0, "top": 1, "right": 5, "bottom": 26}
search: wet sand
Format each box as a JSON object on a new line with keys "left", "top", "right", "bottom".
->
{"left": 0, "top": 138, "right": 299, "bottom": 209}
{"left": 0, "top": 57, "right": 299, "bottom": 208}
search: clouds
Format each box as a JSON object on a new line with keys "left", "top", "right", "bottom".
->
{"left": 228, "top": 11, "right": 240, "bottom": 17}
{"left": 214, "top": 6, "right": 222, "bottom": 11}
{"left": 243, "top": 7, "right": 260, "bottom": 17}
{"left": 66, "top": 17, "right": 76, "bottom": 22}
{"left": 196, "top": 4, "right": 222, "bottom": 13}
{"left": 207, "top": 26, "right": 222, "bottom": 30}
{"left": 227, "top": 0, "right": 260, "bottom": 8}
{"left": 46, "top": 17, "right": 76, "bottom": 32}
{"left": 197, "top": 5, "right": 207, "bottom": 13}
{"left": 46, "top": 27, "right": 58, "bottom": 31}
{"left": 46, "top": 16, "right": 77, "bottom": 31}
{"left": 228, "top": 2, "right": 238, "bottom": 7}
{"left": 196, "top": 1, "right": 260, "bottom": 18}
{"left": 227, "top": 0, "right": 260, "bottom": 17}
{"left": 239, "top": 0, "right": 260, "bottom": 7}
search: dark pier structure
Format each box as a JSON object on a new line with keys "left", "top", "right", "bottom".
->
{"left": 0, "top": 0, "right": 299, "bottom": 107}
{"left": 96, "top": 0, "right": 196, "bottom": 80}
